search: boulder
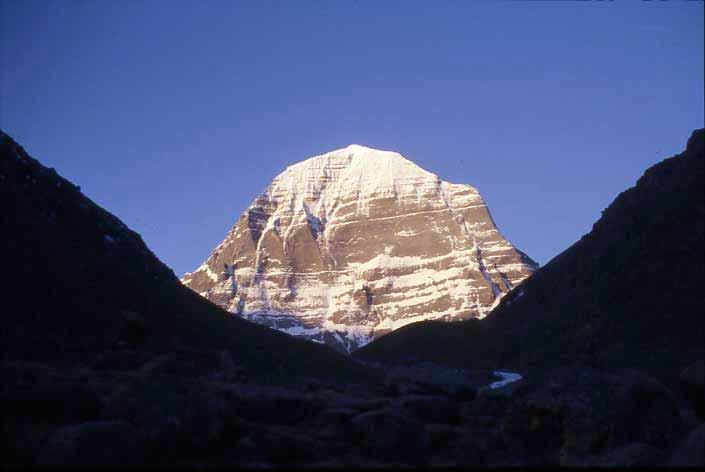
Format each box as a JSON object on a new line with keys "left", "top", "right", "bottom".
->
{"left": 424, "top": 423, "right": 461, "bottom": 449}
{"left": 351, "top": 409, "right": 431, "bottom": 462}
{"left": 1, "top": 362, "right": 103, "bottom": 425}
{"left": 607, "top": 371, "right": 682, "bottom": 449}
{"left": 104, "top": 377, "right": 227, "bottom": 462}
{"left": 219, "top": 349, "right": 243, "bottom": 382}
{"left": 311, "top": 408, "right": 358, "bottom": 440}
{"left": 433, "top": 428, "right": 492, "bottom": 467}
{"left": 562, "top": 442, "right": 663, "bottom": 467}
{"left": 500, "top": 400, "right": 564, "bottom": 465}
{"left": 38, "top": 421, "right": 141, "bottom": 466}
{"left": 234, "top": 424, "right": 321, "bottom": 465}
{"left": 680, "top": 360, "right": 705, "bottom": 420}
{"left": 461, "top": 387, "right": 512, "bottom": 426}
{"left": 221, "top": 384, "right": 323, "bottom": 426}
{"left": 522, "top": 368, "right": 683, "bottom": 463}
{"left": 669, "top": 423, "right": 705, "bottom": 467}
{"left": 389, "top": 395, "right": 461, "bottom": 424}
{"left": 598, "top": 443, "right": 663, "bottom": 467}
{"left": 383, "top": 362, "right": 477, "bottom": 399}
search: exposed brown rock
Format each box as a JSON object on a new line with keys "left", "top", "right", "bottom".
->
{"left": 183, "top": 145, "right": 536, "bottom": 351}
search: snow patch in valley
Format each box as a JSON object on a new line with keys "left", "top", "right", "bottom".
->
{"left": 489, "top": 371, "right": 522, "bottom": 389}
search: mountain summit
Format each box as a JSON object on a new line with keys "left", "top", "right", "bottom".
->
{"left": 183, "top": 145, "right": 537, "bottom": 352}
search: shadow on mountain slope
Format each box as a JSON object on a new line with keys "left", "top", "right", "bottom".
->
{"left": 356, "top": 128, "right": 705, "bottom": 388}
{"left": 0, "top": 130, "right": 376, "bottom": 386}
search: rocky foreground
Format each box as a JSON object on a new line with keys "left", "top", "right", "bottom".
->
{"left": 3, "top": 357, "right": 704, "bottom": 467}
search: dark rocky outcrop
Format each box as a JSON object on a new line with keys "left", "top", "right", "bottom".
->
{"left": 4, "top": 356, "right": 700, "bottom": 468}
{"left": 517, "top": 368, "right": 685, "bottom": 464}
{"left": 350, "top": 408, "right": 431, "bottom": 462}
{"left": 669, "top": 423, "right": 705, "bottom": 467}
{"left": 680, "top": 359, "right": 705, "bottom": 420}
{"left": 38, "top": 421, "right": 142, "bottom": 466}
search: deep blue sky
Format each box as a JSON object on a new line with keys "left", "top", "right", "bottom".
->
{"left": 2, "top": 1, "right": 703, "bottom": 276}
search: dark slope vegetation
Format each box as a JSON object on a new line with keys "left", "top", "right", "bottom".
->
{"left": 357, "top": 128, "right": 705, "bottom": 387}
{"left": 0, "top": 130, "right": 374, "bottom": 385}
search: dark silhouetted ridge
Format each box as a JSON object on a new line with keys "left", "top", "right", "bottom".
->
{"left": 0, "top": 130, "right": 375, "bottom": 385}
{"left": 356, "top": 128, "right": 705, "bottom": 387}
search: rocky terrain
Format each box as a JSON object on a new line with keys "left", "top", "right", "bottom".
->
{"left": 2, "top": 129, "right": 703, "bottom": 468}
{"left": 182, "top": 144, "right": 537, "bottom": 352}
{"left": 4, "top": 357, "right": 703, "bottom": 467}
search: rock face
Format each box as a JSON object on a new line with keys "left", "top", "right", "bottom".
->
{"left": 182, "top": 145, "right": 537, "bottom": 352}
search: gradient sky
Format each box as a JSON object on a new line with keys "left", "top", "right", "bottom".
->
{"left": 2, "top": 1, "right": 703, "bottom": 276}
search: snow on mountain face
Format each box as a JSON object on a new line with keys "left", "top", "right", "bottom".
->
{"left": 182, "top": 145, "right": 538, "bottom": 352}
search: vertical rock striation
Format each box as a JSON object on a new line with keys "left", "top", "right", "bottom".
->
{"left": 182, "top": 145, "right": 537, "bottom": 352}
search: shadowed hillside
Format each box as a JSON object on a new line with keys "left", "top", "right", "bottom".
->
{"left": 357, "top": 128, "right": 705, "bottom": 388}
{"left": 0, "top": 130, "right": 376, "bottom": 385}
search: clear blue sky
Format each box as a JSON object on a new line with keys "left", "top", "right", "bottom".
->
{"left": 2, "top": 1, "right": 703, "bottom": 276}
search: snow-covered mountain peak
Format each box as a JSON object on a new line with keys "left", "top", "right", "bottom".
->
{"left": 183, "top": 145, "right": 538, "bottom": 353}
{"left": 343, "top": 143, "right": 390, "bottom": 153}
{"left": 284, "top": 144, "right": 425, "bottom": 173}
{"left": 270, "top": 145, "right": 448, "bottom": 209}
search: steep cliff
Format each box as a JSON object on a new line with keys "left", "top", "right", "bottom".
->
{"left": 183, "top": 145, "right": 536, "bottom": 351}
